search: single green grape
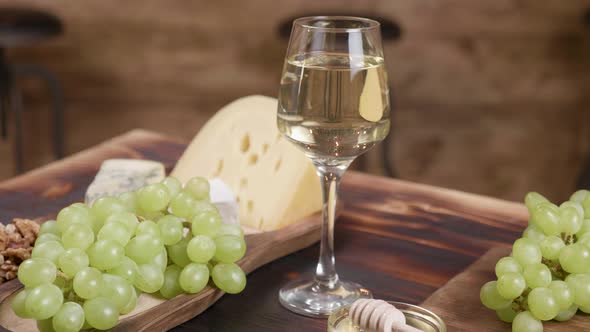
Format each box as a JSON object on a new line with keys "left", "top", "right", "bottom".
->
{"left": 216, "top": 224, "right": 244, "bottom": 239}
{"left": 179, "top": 263, "right": 209, "bottom": 294}
{"left": 52, "top": 302, "right": 85, "bottom": 332}
{"left": 192, "top": 200, "right": 218, "bottom": 215}
{"left": 105, "top": 212, "right": 139, "bottom": 235}
{"left": 511, "top": 238, "right": 542, "bottom": 266}
{"left": 152, "top": 248, "right": 168, "bottom": 272}
{"left": 211, "top": 263, "right": 246, "bottom": 294}
{"left": 578, "top": 233, "right": 590, "bottom": 247}
{"left": 118, "top": 191, "right": 138, "bottom": 214}
{"left": 162, "top": 176, "right": 182, "bottom": 198}
{"left": 522, "top": 225, "right": 545, "bottom": 243}
{"left": 480, "top": 281, "right": 512, "bottom": 310}
{"left": 135, "top": 220, "right": 161, "bottom": 237}
{"left": 523, "top": 263, "right": 552, "bottom": 289}
{"left": 134, "top": 263, "right": 164, "bottom": 293}
{"left": 525, "top": 192, "right": 548, "bottom": 211}
{"left": 91, "top": 196, "right": 128, "bottom": 224}
{"left": 571, "top": 190, "right": 590, "bottom": 203}
{"left": 137, "top": 183, "right": 170, "bottom": 212}
{"left": 73, "top": 267, "right": 103, "bottom": 299}
{"left": 107, "top": 256, "right": 138, "bottom": 284}
{"left": 32, "top": 240, "right": 64, "bottom": 264}
{"left": 137, "top": 209, "right": 165, "bottom": 222}
{"left": 578, "top": 219, "right": 590, "bottom": 237}
{"left": 101, "top": 274, "right": 134, "bottom": 313}
{"left": 11, "top": 289, "right": 31, "bottom": 318}
{"left": 511, "top": 311, "right": 542, "bottom": 332}
{"left": 579, "top": 304, "right": 590, "bottom": 314}
{"left": 559, "top": 243, "right": 590, "bottom": 274}
{"left": 83, "top": 297, "right": 119, "bottom": 330}
{"left": 167, "top": 235, "right": 192, "bottom": 267}
{"left": 555, "top": 304, "right": 578, "bottom": 322}
{"left": 61, "top": 223, "right": 95, "bottom": 250}
{"left": 169, "top": 191, "right": 197, "bottom": 219}
{"left": 528, "top": 287, "right": 559, "bottom": 321}
{"left": 561, "top": 205, "right": 583, "bottom": 235}
{"left": 539, "top": 235, "right": 565, "bottom": 260}
{"left": 496, "top": 272, "right": 526, "bottom": 299}
{"left": 187, "top": 235, "right": 216, "bottom": 263}
{"left": 56, "top": 204, "right": 92, "bottom": 233}
{"left": 192, "top": 211, "right": 222, "bottom": 237}
{"left": 560, "top": 201, "right": 585, "bottom": 220}
{"left": 18, "top": 258, "right": 56, "bottom": 288}
{"left": 160, "top": 265, "right": 184, "bottom": 299}
{"left": 566, "top": 274, "right": 590, "bottom": 307}
{"left": 184, "top": 177, "right": 210, "bottom": 201}
{"left": 98, "top": 221, "right": 131, "bottom": 246}
{"left": 158, "top": 215, "right": 183, "bottom": 245}
{"left": 58, "top": 248, "right": 89, "bottom": 278}
{"left": 39, "top": 220, "right": 60, "bottom": 236}
{"left": 549, "top": 280, "right": 574, "bottom": 310}
{"left": 214, "top": 235, "right": 246, "bottom": 263}
{"left": 531, "top": 202, "right": 561, "bottom": 236}
{"left": 126, "top": 234, "right": 164, "bottom": 264}
{"left": 25, "top": 284, "right": 63, "bottom": 320}
{"left": 119, "top": 286, "right": 138, "bottom": 315}
{"left": 496, "top": 306, "right": 517, "bottom": 323}
{"left": 88, "top": 239, "right": 124, "bottom": 270}
{"left": 35, "top": 233, "right": 61, "bottom": 245}
{"left": 583, "top": 195, "right": 590, "bottom": 219}
{"left": 495, "top": 257, "right": 522, "bottom": 278}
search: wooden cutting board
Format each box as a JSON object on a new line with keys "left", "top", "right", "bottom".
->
{"left": 0, "top": 212, "right": 322, "bottom": 332}
{"left": 421, "top": 247, "right": 590, "bottom": 331}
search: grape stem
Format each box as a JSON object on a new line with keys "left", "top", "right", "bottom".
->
{"left": 542, "top": 257, "right": 569, "bottom": 280}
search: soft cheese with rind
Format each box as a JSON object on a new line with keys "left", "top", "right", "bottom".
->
{"left": 172, "top": 95, "right": 321, "bottom": 231}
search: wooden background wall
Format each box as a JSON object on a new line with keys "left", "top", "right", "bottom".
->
{"left": 0, "top": 0, "right": 589, "bottom": 202}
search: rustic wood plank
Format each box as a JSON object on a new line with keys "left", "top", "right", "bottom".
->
{"left": 0, "top": 130, "right": 532, "bottom": 331}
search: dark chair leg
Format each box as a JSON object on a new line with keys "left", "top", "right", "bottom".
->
{"left": 0, "top": 95, "right": 6, "bottom": 139}
{"left": 12, "top": 64, "right": 65, "bottom": 159}
{"left": 10, "top": 86, "right": 23, "bottom": 173}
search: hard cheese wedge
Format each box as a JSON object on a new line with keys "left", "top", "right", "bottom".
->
{"left": 172, "top": 95, "right": 322, "bottom": 231}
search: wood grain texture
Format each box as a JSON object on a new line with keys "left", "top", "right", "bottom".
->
{"left": 422, "top": 247, "right": 590, "bottom": 331}
{"left": 0, "top": 0, "right": 588, "bottom": 203}
{"left": 0, "top": 130, "right": 532, "bottom": 331}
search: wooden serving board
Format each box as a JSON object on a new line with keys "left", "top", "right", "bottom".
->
{"left": 421, "top": 247, "right": 590, "bottom": 331}
{"left": 0, "top": 212, "right": 322, "bottom": 331}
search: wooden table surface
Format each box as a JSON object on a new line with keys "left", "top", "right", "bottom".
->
{"left": 0, "top": 130, "right": 530, "bottom": 332}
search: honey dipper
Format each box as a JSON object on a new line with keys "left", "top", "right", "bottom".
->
{"left": 349, "top": 299, "right": 423, "bottom": 332}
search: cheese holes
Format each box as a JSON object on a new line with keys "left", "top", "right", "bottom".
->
{"left": 274, "top": 158, "right": 282, "bottom": 172}
{"left": 262, "top": 143, "right": 269, "bottom": 154}
{"left": 247, "top": 200, "right": 254, "bottom": 213}
{"left": 241, "top": 134, "right": 251, "bottom": 153}
{"left": 249, "top": 154, "right": 258, "bottom": 165}
{"left": 213, "top": 159, "right": 224, "bottom": 177}
{"left": 240, "top": 178, "right": 248, "bottom": 189}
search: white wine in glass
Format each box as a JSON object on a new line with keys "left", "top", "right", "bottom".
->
{"left": 277, "top": 16, "right": 390, "bottom": 317}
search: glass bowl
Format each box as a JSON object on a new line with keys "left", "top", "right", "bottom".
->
{"left": 328, "top": 301, "right": 446, "bottom": 332}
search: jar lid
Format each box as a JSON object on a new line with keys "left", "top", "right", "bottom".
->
{"left": 328, "top": 301, "right": 446, "bottom": 332}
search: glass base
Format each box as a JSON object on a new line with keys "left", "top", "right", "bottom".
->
{"left": 279, "top": 278, "right": 372, "bottom": 317}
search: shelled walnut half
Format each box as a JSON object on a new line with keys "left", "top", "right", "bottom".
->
{"left": 0, "top": 219, "right": 39, "bottom": 283}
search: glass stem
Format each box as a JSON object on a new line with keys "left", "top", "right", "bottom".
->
{"left": 313, "top": 160, "right": 351, "bottom": 290}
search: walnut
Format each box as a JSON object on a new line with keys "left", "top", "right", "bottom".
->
{"left": 0, "top": 218, "right": 39, "bottom": 284}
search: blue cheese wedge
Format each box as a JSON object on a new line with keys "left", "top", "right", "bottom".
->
{"left": 85, "top": 159, "right": 165, "bottom": 204}
{"left": 85, "top": 159, "right": 239, "bottom": 226}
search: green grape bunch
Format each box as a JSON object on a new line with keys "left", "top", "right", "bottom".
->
{"left": 481, "top": 190, "right": 590, "bottom": 332}
{"left": 12, "top": 176, "right": 247, "bottom": 332}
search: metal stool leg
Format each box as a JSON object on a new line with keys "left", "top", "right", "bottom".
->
{"left": 12, "top": 64, "right": 64, "bottom": 159}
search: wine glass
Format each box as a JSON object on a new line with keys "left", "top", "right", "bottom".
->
{"left": 277, "top": 16, "right": 390, "bottom": 317}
